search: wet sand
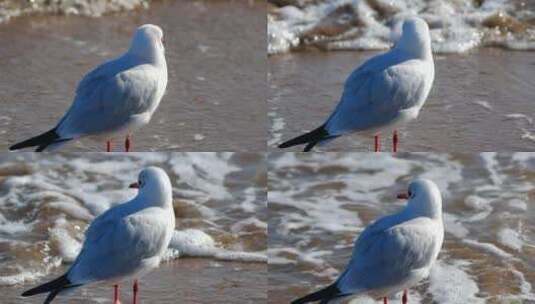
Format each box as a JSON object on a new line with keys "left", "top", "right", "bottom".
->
{"left": 0, "top": 0, "right": 266, "bottom": 151}
{"left": 269, "top": 49, "right": 535, "bottom": 152}
{"left": 2, "top": 259, "right": 266, "bottom": 304}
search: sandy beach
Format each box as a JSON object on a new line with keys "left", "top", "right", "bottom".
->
{"left": 0, "top": 0, "right": 266, "bottom": 151}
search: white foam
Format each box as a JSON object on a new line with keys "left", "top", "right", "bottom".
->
{"left": 462, "top": 239, "right": 513, "bottom": 259}
{"left": 0, "top": 216, "right": 30, "bottom": 234}
{"left": 0, "top": 255, "right": 62, "bottom": 286}
{"left": 481, "top": 152, "right": 503, "bottom": 186}
{"left": 507, "top": 198, "right": 528, "bottom": 211}
{"left": 429, "top": 260, "right": 485, "bottom": 304}
{"left": 497, "top": 227, "right": 523, "bottom": 251}
{"left": 50, "top": 230, "right": 82, "bottom": 263}
{"left": 169, "top": 229, "right": 267, "bottom": 263}
{"left": 169, "top": 152, "right": 238, "bottom": 201}
{"left": 268, "top": 112, "right": 286, "bottom": 147}
{"left": 504, "top": 113, "right": 533, "bottom": 125}
{"left": 47, "top": 201, "right": 94, "bottom": 221}
{"left": 520, "top": 130, "right": 535, "bottom": 143}
{"left": 268, "top": 0, "right": 535, "bottom": 54}
{"left": 443, "top": 212, "right": 469, "bottom": 239}
{"left": 463, "top": 195, "right": 493, "bottom": 222}
{"left": 471, "top": 100, "right": 493, "bottom": 111}
{"left": 193, "top": 134, "right": 205, "bottom": 141}
{"left": 510, "top": 268, "right": 535, "bottom": 300}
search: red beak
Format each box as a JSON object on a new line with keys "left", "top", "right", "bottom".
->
{"left": 129, "top": 182, "right": 139, "bottom": 189}
{"left": 397, "top": 192, "right": 409, "bottom": 200}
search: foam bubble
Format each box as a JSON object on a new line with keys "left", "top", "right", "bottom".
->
{"left": 169, "top": 229, "right": 267, "bottom": 263}
{"left": 497, "top": 227, "right": 523, "bottom": 251}
{"left": 462, "top": 239, "right": 513, "bottom": 259}
{"left": 429, "top": 260, "right": 485, "bottom": 304}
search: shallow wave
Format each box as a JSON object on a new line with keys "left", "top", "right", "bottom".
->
{"left": 268, "top": 0, "right": 535, "bottom": 54}
{"left": 0, "top": 153, "right": 266, "bottom": 286}
{"left": 0, "top": 0, "right": 149, "bottom": 23}
{"left": 268, "top": 153, "right": 535, "bottom": 302}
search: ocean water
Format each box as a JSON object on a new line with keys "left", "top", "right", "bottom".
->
{"left": 0, "top": 153, "right": 267, "bottom": 302}
{"left": 268, "top": 152, "right": 535, "bottom": 303}
{"left": 268, "top": 49, "right": 535, "bottom": 152}
{"left": 0, "top": 0, "right": 149, "bottom": 23}
{"left": 268, "top": 0, "right": 535, "bottom": 54}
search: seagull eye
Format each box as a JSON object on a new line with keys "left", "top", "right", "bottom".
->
{"left": 408, "top": 190, "right": 413, "bottom": 197}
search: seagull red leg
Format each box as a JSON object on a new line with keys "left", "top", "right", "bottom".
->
{"left": 393, "top": 130, "right": 399, "bottom": 152}
{"left": 113, "top": 284, "right": 120, "bottom": 304}
{"left": 374, "top": 135, "right": 380, "bottom": 152}
{"left": 106, "top": 140, "right": 112, "bottom": 152}
{"left": 125, "top": 134, "right": 131, "bottom": 152}
{"left": 133, "top": 280, "right": 139, "bottom": 304}
{"left": 402, "top": 290, "right": 408, "bottom": 304}
{"left": 384, "top": 297, "right": 388, "bottom": 304}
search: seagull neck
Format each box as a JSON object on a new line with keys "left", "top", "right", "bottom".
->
{"left": 394, "top": 42, "right": 432, "bottom": 61}
{"left": 403, "top": 199, "right": 442, "bottom": 220}
{"left": 127, "top": 50, "right": 165, "bottom": 66}
{"left": 133, "top": 190, "right": 173, "bottom": 210}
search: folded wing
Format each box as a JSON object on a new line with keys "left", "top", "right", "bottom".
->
{"left": 325, "top": 57, "right": 430, "bottom": 136}
{"left": 68, "top": 207, "right": 171, "bottom": 284}
{"left": 337, "top": 217, "right": 440, "bottom": 294}
{"left": 57, "top": 60, "right": 161, "bottom": 139}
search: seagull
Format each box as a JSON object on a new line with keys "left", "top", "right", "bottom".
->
{"left": 292, "top": 179, "right": 444, "bottom": 304}
{"left": 21, "top": 167, "right": 175, "bottom": 304}
{"left": 278, "top": 17, "right": 434, "bottom": 152}
{"left": 10, "top": 24, "right": 168, "bottom": 152}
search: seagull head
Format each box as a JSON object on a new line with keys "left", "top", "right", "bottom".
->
{"left": 395, "top": 17, "right": 432, "bottom": 59}
{"left": 129, "top": 24, "right": 165, "bottom": 62}
{"left": 397, "top": 179, "right": 442, "bottom": 219}
{"left": 130, "top": 166, "right": 173, "bottom": 208}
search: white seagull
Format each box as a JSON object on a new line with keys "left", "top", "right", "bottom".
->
{"left": 279, "top": 17, "right": 434, "bottom": 152}
{"left": 21, "top": 167, "right": 175, "bottom": 304}
{"left": 292, "top": 179, "right": 444, "bottom": 304}
{"left": 10, "top": 24, "right": 168, "bottom": 152}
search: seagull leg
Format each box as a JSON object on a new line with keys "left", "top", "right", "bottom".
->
{"left": 113, "top": 284, "right": 121, "bottom": 304}
{"left": 106, "top": 141, "right": 112, "bottom": 152}
{"left": 125, "top": 134, "right": 131, "bottom": 152}
{"left": 374, "top": 135, "right": 380, "bottom": 152}
{"left": 393, "top": 130, "right": 398, "bottom": 152}
{"left": 383, "top": 297, "right": 388, "bottom": 304}
{"left": 132, "top": 280, "right": 139, "bottom": 304}
{"left": 402, "top": 290, "right": 408, "bottom": 304}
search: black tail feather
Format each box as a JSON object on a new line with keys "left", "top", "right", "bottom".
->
{"left": 21, "top": 274, "right": 71, "bottom": 297}
{"left": 10, "top": 128, "right": 62, "bottom": 152}
{"left": 43, "top": 288, "right": 62, "bottom": 304}
{"left": 303, "top": 141, "right": 319, "bottom": 152}
{"left": 279, "top": 125, "right": 330, "bottom": 151}
{"left": 291, "top": 284, "right": 341, "bottom": 304}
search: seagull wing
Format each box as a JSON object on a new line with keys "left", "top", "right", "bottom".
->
{"left": 336, "top": 217, "right": 441, "bottom": 294}
{"left": 325, "top": 55, "right": 431, "bottom": 135}
{"left": 56, "top": 59, "right": 161, "bottom": 138}
{"left": 67, "top": 207, "right": 171, "bottom": 284}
